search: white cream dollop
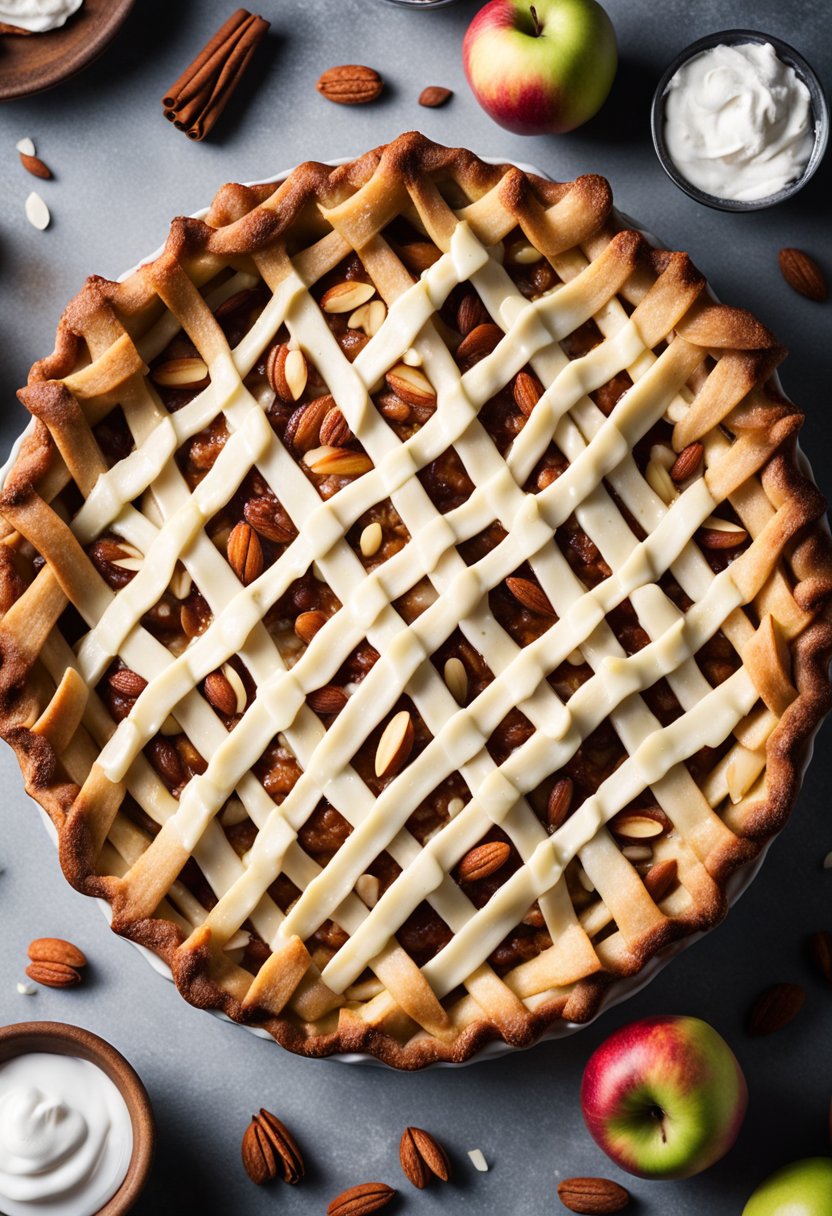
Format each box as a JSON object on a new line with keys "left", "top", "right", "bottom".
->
{"left": 663, "top": 41, "right": 815, "bottom": 201}
{"left": 0, "top": 1053, "right": 133, "bottom": 1216}
{"left": 0, "top": 0, "right": 82, "bottom": 33}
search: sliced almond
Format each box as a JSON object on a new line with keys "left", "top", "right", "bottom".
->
{"left": 609, "top": 808, "right": 670, "bottom": 840}
{"left": 25, "top": 191, "right": 50, "bottom": 231}
{"left": 359, "top": 521, "right": 383, "bottom": 558}
{"left": 109, "top": 541, "right": 144, "bottom": 572}
{"left": 16, "top": 137, "right": 36, "bottom": 157}
{"left": 401, "top": 347, "right": 422, "bottom": 367}
{"left": 348, "top": 298, "right": 386, "bottom": 337}
{"left": 699, "top": 516, "right": 749, "bottom": 549}
{"left": 283, "top": 349, "right": 308, "bottom": 401}
{"left": 356, "top": 873, "right": 380, "bottom": 908}
{"left": 468, "top": 1149, "right": 489, "bottom": 1173}
{"left": 645, "top": 458, "right": 677, "bottom": 505}
{"left": 306, "top": 447, "right": 373, "bottom": 477}
{"left": 321, "top": 280, "right": 376, "bottom": 314}
{"left": 375, "top": 710, "right": 414, "bottom": 778}
{"left": 621, "top": 844, "right": 653, "bottom": 863}
{"left": 506, "top": 240, "right": 543, "bottom": 266}
{"left": 152, "top": 356, "right": 209, "bottom": 388}
{"left": 443, "top": 656, "right": 468, "bottom": 704}
{"left": 385, "top": 364, "right": 436, "bottom": 408}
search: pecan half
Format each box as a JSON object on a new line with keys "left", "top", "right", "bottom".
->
{"left": 316, "top": 65, "right": 383, "bottom": 105}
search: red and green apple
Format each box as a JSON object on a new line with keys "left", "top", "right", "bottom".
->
{"left": 580, "top": 1015, "right": 748, "bottom": 1180}
{"left": 743, "top": 1158, "right": 832, "bottom": 1215}
{"left": 462, "top": 0, "right": 617, "bottom": 136}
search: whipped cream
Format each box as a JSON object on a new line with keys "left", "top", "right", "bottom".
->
{"left": 0, "top": 1053, "right": 133, "bottom": 1216}
{"left": 0, "top": 0, "right": 82, "bottom": 33}
{"left": 663, "top": 41, "right": 814, "bottom": 201}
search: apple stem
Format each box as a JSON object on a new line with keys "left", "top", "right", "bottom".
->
{"left": 529, "top": 4, "right": 543, "bottom": 37}
{"left": 650, "top": 1105, "right": 668, "bottom": 1144}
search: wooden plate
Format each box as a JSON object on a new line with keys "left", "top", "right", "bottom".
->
{"left": 0, "top": 0, "right": 134, "bottom": 101}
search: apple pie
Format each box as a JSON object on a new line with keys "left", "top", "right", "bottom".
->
{"left": 1, "top": 134, "right": 830, "bottom": 1067}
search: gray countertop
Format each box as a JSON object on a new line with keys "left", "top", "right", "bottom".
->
{"left": 0, "top": 1, "right": 830, "bottom": 1213}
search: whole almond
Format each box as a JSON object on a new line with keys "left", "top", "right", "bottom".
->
{"left": 400, "top": 1126, "right": 450, "bottom": 1189}
{"left": 747, "top": 982, "right": 806, "bottom": 1035}
{"left": 809, "top": 931, "right": 832, "bottom": 984}
{"left": 418, "top": 85, "right": 453, "bottom": 108}
{"left": 241, "top": 1109, "right": 303, "bottom": 1186}
{"left": 317, "top": 65, "right": 383, "bottom": 106}
{"left": 670, "top": 441, "right": 704, "bottom": 483}
{"left": 397, "top": 242, "right": 442, "bottom": 275}
{"left": 285, "top": 394, "right": 334, "bottom": 454}
{"left": 108, "top": 668, "right": 148, "bottom": 698}
{"left": 778, "top": 248, "right": 827, "bottom": 302}
{"left": 308, "top": 685, "right": 348, "bottom": 715}
{"left": 547, "top": 777, "right": 574, "bottom": 832}
{"left": 644, "top": 858, "right": 678, "bottom": 902}
{"left": 19, "top": 152, "right": 51, "bottom": 179}
{"left": 327, "top": 1183, "right": 396, "bottom": 1216}
{"left": 204, "top": 670, "right": 238, "bottom": 716}
{"left": 514, "top": 370, "right": 544, "bottom": 417}
{"left": 28, "top": 938, "right": 87, "bottom": 969}
{"left": 458, "top": 840, "right": 511, "bottom": 883}
{"left": 506, "top": 576, "right": 554, "bottom": 617}
{"left": 295, "top": 610, "right": 328, "bottom": 644}
{"left": 557, "top": 1176, "right": 630, "bottom": 1214}
{"left": 243, "top": 495, "right": 297, "bottom": 544}
{"left": 320, "top": 407, "right": 352, "bottom": 447}
{"left": 25, "top": 960, "right": 81, "bottom": 989}
{"left": 456, "top": 322, "right": 503, "bottom": 367}
{"left": 227, "top": 521, "right": 264, "bottom": 585}
{"left": 457, "top": 293, "right": 489, "bottom": 335}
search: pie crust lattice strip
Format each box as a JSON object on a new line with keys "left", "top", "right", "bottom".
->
{"left": 1, "top": 134, "right": 831, "bottom": 1068}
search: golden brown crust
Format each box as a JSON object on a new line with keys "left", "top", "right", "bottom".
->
{"left": 1, "top": 133, "right": 830, "bottom": 1068}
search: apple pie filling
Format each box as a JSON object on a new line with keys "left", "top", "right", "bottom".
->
{"left": 79, "top": 233, "right": 749, "bottom": 982}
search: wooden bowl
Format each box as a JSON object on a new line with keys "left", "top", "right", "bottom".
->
{"left": 0, "top": 0, "right": 134, "bottom": 101}
{"left": 0, "top": 1021, "right": 154, "bottom": 1214}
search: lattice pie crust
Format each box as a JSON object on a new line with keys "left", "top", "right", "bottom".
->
{"left": 1, "top": 135, "right": 830, "bottom": 1067}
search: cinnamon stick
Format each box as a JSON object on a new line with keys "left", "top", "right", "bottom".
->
{"left": 161, "top": 8, "right": 269, "bottom": 142}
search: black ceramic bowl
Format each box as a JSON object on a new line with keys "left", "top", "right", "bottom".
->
{"left": 650, "top": 29, "right": 829, "bottom": 212}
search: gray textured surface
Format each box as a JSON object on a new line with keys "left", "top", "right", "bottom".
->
{"left": 0, "top": 1, "right": 830, "bottom": 1213}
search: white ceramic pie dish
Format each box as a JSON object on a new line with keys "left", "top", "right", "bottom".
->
{"left": 0, "top": 157, "right": 813, "bottom": 1068}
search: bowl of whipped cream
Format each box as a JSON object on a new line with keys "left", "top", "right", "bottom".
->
{"left": 0, "top": 1022, "right": 153, "bottom": 1216}
{"left": 650, "top": 29, "right": 828, "bottom": 211}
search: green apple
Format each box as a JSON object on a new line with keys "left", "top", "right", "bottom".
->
{"left": 743, "top": 1158, "right": 832, "bottom": 1215}
{"left": 581, "top": 1015, "right": 747, "bottom": 1179}
{"left": 462, "top": 0, "right": 617, "bottom": 135}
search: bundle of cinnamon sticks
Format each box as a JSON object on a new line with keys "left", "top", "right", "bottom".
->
{"left": 162, "top": 8, "right": 269, "bottom": 142}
